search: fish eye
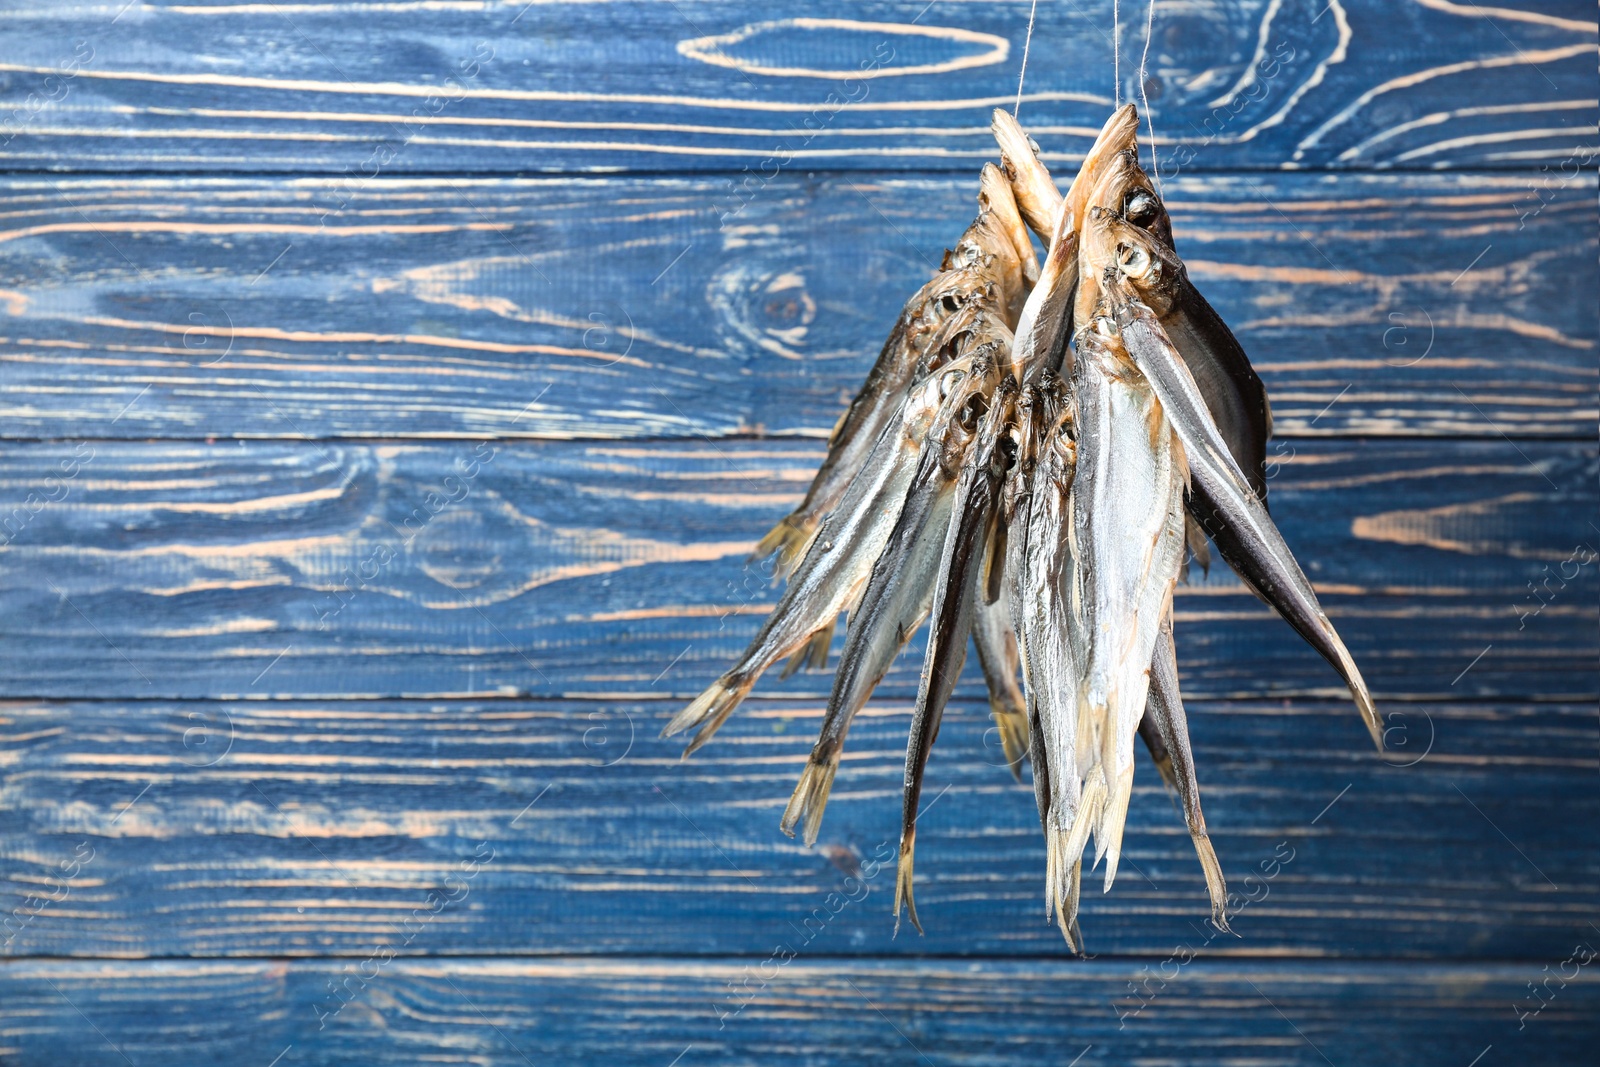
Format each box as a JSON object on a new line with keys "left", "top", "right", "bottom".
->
{"left": 960, "top": 394, "right": 987, "bottom": 429}
{"left": 1124, "top": 191, "right": 1159, "bottom": 226}
{"left": 1118, "top": 244, "right": 1153, "bottom": 278}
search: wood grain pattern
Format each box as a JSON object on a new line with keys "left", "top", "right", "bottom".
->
{"left": 0, "top": 438, "right": 1591, "bottom": 701}
{"left": 0, "top": 958, "right": 1596, "bottom": 1066}
{"left": 0, "top": 172, "right": 1593, "bottom": 440}
{"left": 0, "top": 1, "right": 1593, "bottom": 173}
{"left": 0, "top": 5, "right": 1594, "bottom": 1059}
{"left": 2, "top": 698, "right": 1595, "bottom": 960}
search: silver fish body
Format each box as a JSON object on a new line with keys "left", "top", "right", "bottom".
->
{"left": 895, "top": 373, "right": 1018, "bottom": 934}
{"left": 1108, "top": 293, "right": 1383, "bottom": 751}
{"left": 754, "top": 180, "right": 1031, "bottom": 577}
{"left": 1014, "top": 400, "right": 1087, "bottom": 936}
{"left": 780, "top": 356, "right": 1002, "bottom": 844}
{"left": 1144, "top": 613, "right": 1228, "bottom": 928}
{"left": 1069, "top": 318, "right": 1187, "bottom": 891}
{"left": 664, "top": 362, "right": 960, "bottom": 754}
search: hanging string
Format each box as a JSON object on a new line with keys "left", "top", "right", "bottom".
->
{"left": 1112, "top": 0, "right": 1121, "bottom": 105}
{"left": 1138, "top": 0, "right": 1161, "bottom": 191}
{"left": 1013, "top": 0, "right": 1040, "bottom": 116}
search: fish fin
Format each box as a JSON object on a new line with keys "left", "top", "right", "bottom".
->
{"left": 751, "top": 517, "right": 816, "bottom": 579}
{"left": 993, "top": 703, "right": 1029, "bottom": 782}
{"left": 1098, "top": 764, "right": 1135, "bottom": 893}
{"left": 1138, "top": 715, "right": 1178, "bottom": 794}
{"left": 780, "top": 750, "right": 841, "bottom": 847}
{"left": 893, "top": 828, "right": 923, "bottom": 936}
{"left": 661, "top": 672, "right": 757, "bottom": 756}
{"left": 780, "top": 621, "right": 834, "bottom": 679}
{"left": 750, "top": 517, "right": 799, "bottom": 564}
{"left": 1185, "top": 515, "right": 1212, "bottom": 578}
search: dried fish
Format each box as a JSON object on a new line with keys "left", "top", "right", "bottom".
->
{"left": 1088, "top": 208, "right": 1381, "bottom": 748}
{"left": 782, "top": 348, "right": 1005, "bottom": 845}
{"left": 753, "top": 166, "right": 1033, "bottom": 578}
{"left": 1066, "top": 314, "right": 1187, "bottom": 895}
{"left": 673, "top": 105, "right": 1378, "bottom": 948}
{"left": 895, "top": 372, "right": 1018, "bottom": 934}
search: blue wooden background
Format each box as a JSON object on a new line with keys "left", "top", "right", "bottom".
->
{"left": 0, "top": 2, "right": 1596, "bottom": 1064}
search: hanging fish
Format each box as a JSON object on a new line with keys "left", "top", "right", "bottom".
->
{"left": 670, "top": 105, "right": 1377, "bottom": 949}
{"left": 1082, "top": 205, "right": 1382, "bottom": 749}
{"left": 751, "top": 165, "right": 1035, "bottom": 580}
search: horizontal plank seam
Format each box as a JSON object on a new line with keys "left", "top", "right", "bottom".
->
{"left": 0, "top": 694, "right": 1582, "bottom": 708}
{"left": 0, "top": 433, "right": 1590, "bottom": 447}
{"left": 0, "top": 162, "right": 1590, "bottom": 180}
{"left": 0, "top": 953, "right": 1586, "bottom": 967}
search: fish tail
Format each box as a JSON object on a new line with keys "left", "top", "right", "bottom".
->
{"left": 780, "top": 749, "right": 841, "bottom": 846}
{"left": 1066, "top": 773, "right": 1106, "bottom": 879}
{"left": 1139, "top": 717, "right": 1178, "bottom": 793}
{"left": 1062, "top": 856, "right": 1084, "bottom": 954}
{"left": 661, "top": 672, "right": 756, "bottom": 757}
{"left": 1044, "top": 832, "right": 1085, "bottom": 952}
{"left": 892, "top": 828, "right": 923, "bottom": 936}
{"left": 1327, "top": 627, "right": 1383, "bottom": 751}
{"left": 1098, "top": 764, "right": 1135, "bottom": 893}
{"left": 1190, "top": 824, "right": 1230, "bottom": 933}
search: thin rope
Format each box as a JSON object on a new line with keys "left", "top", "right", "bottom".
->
{"left": 1113, "top": 0, "right": 1121, "bottom": 105}
{"left": 1013, "top": 0, "right": 1040, "bottom": 115}
{"left": 1138, "top": 0, "right": 1161, "bottom": 191}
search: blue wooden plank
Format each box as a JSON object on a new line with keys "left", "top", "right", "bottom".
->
{"left": 0, "top": 1, "right": 1593, "bottom": 173}
{"left": 0, "top": 958, "right": 1596, "bottom": 1066}
{"left": 2, "top": 699, "right": 1594, "bottom": 961}
{"left": 0, "top": 172, "right": 1592, "bottom": 440}
{"left": 0, "top": 438, "right": 1590, "bottom": 701}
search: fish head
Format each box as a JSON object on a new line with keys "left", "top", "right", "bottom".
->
{"left": 1083, "top": 134, "right": 1173, "bottom": 249}
{"left": 1062, "top": 105, "right": 1140, "bottom": 230}
{"left": 979, "top": 161, "right": 1040, "bottom": 291}
{"left": 1081, "top": 204, "right": 1185, "bottom": 319}
{"left": 977, "top": 373, "right": 1022, "bottom": 478}
{"left": 913, "top": 296, "right": 989, "bottom": 381}
{"left": 947, "top": 205, "right": 1028, "bottom": 324}
{"left": 1003, "top": 373, "right": 1059, "bottom": 522}
{"left": 990, "top": 107, "right": 1062, "bottom": 241}
{"left": 902, "top": 352, "right": 969, "bottom": 440}
{"left": 1036, "top": 394, "right": 1079, "bottom": 496}
{"left": 929, "top": 350, "right": 1004, "bottom": 478}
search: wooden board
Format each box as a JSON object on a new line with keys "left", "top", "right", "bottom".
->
{"left": 1, "top": 958, "right": 1596, "bottom": 1066}
{"left": 0, "top": 172, "right": 1593, "bottom": 441}
{"left": 2, "top": 698, "right": 1595, "bottom": 961}
{"left": 0, "top": 438, "right": 1591, "bottom": 701}
{"left": 0, "top": 1, "right": 1594, "bottom": 173}
{"left": 1, "top": 3, "right": 1595, "bottom": 1062}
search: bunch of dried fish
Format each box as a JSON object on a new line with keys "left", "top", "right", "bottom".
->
{"left": 665, "top": 106, "right": 1380, "bottom": 948}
